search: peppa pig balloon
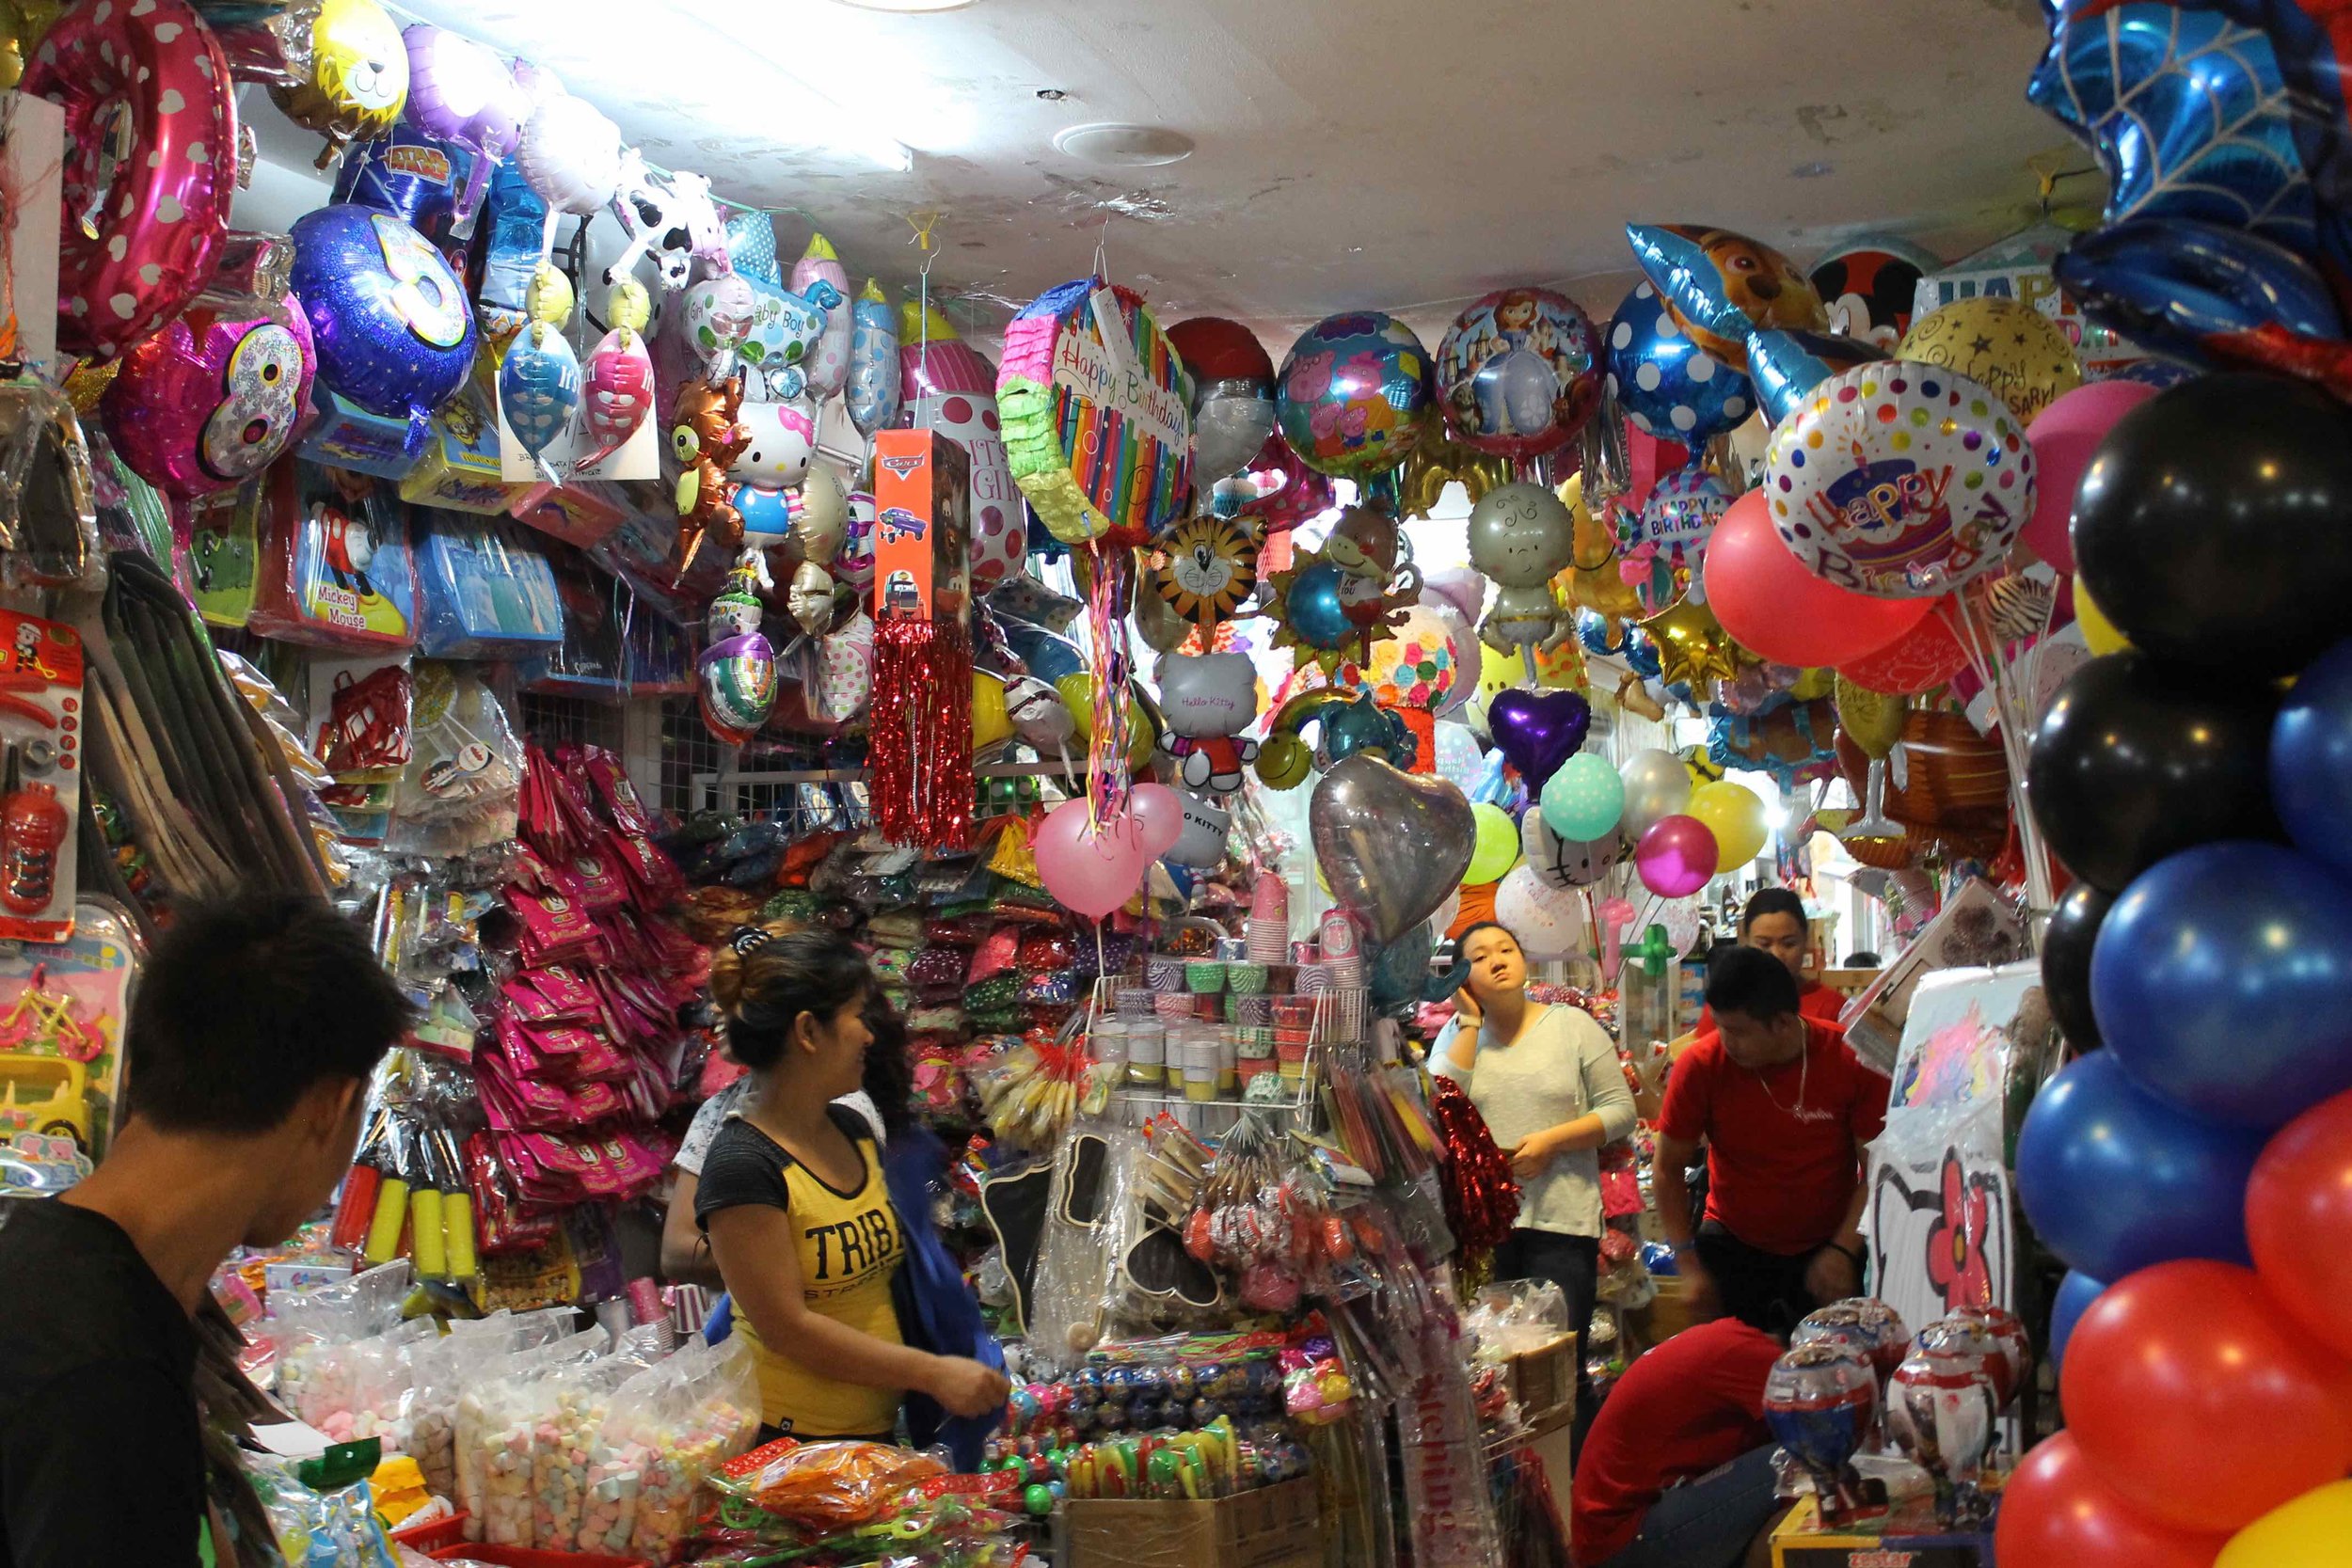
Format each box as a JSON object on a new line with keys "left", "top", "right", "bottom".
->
{"left": 399, "top": 24, "right": 527, "bottom": 223}
{"left": 288, "top": 203, "right": 476, "bottom": 451}
{"left": 574, "top": 279, "right": 655, "bottom": 475}
{"left": 103, "top": 233, "right": 316, "bottom": 499}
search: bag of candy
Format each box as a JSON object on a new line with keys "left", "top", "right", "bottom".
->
{"left": 519, "top": 1327, "right": 668, "bottom": 1550}
{"left": 455, "top": 1326, "right": 606, "bottom": 1543}
{"left": 576, "top": 1332, "right": 761, "bottom": 1559}
{"left": 245, "top": 1442, "right": 400, "bottom": 1568}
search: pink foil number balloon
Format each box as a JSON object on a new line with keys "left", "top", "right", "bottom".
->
{"left": 399, "top": 24, "right": 527, "bottom": 223}
{"left": 24, "top": 0, "right": 238, "bottom": 361}
{"left": 102, "top": 234, "right": 317, "bottom": 499}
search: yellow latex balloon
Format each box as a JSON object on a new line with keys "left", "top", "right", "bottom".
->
{"left": 1788, "top": 667, "right": 1834, "bottom": 702}
{"left": 1467, "top": 803, "right": 1520, "bottom": 885}
{"left": 1898, "top": 296, "right": 2083, "bottom": 424}
{"left": 972, "top": 672, "right": 1013, "bottom": 752}
{"left": 1690, "top": 780, "right": 1768, "bottom": 869}
{"left": 1056, "top": 673, "right": 1155, "bottom": 772}
{"left": 2074, "top": 578, "right": 2131, "bottom": 656}
{"left": 2217, "top": 1481, "right": 2352, "bottom": 1568}
{"left": 1835, "top": 677, "right": 1906, "bottom": 759}
{"left": 1255, "top": 733, "right": 1312, "bottom": 790}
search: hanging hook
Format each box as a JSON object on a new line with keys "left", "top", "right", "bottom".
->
{"left": 1093, "top": 214, "right": 1111, "bottom": 284}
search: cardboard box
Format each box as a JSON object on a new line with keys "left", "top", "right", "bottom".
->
{"left": 399, "top": 388, "right": 526, "bottom": 515}
{"left": 1507, "top": 1336, "right": 1576, "bottom": 1430}
{"left": 2, "top": 92, "right": 62, "bottom": 372}
{"left": 1061, "top": 1478, "right": 1319, "bottom": 1568}
{"left": 869, "top": 427, "right": 972, "bottom": 625}
{"left": 1771, "top": 1495, "right": 1995, "bottom": 1568}
{"left": 296, "top": 389, "right": 418, "bottom": 480}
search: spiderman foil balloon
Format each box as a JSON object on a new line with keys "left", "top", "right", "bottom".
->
{"left": 103, "top": 233, "right": 317, "bottom": 499}
{"left": 1763, "top": 1343, "right": 1888, "bottom": 1528}
{"left": 2031, "top": 0, "right": 2352, "bottom": 404}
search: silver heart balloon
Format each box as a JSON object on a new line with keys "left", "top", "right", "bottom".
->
{"left": 1311, "top": 754, "right": 1475, "bottom": 943}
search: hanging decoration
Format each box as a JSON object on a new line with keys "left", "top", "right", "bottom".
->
{"left": 266, "top": 0, "right": 410, "bottom": 170}
{"left": 868, "top": 428, "right": 976, "bottom": 850}
{"left": 669, "top": 372, "right": 751, "bottom": 567}
{"left": 1265, "top": 508, "right": 1419, "bottom": 673}
{"left": 1155, "top": 515, "right": 1259, "bottom": 629}
{"left": 1466, "top": 482, "right": 1577, "bottom": 661}
{"left": 399, "top": 24, "right": 527, "bottom": 224}
{"left": 902, "top": 300, "right": 1022, "bottom": 593}
{"left": 1430, "top": 1077, "right": 1522, "bottom": 1260}
{"left": 998, "top": 277, "right": 1194, "bottom": 547}
{"left": 1624, "top": 222, "right": 1829, "bottom": 377}
{"left": 574, "top": 278, "right": 657, "bottom": 475}
{"left": 1898, "top": 296, "right": 2083, "bottom": 425}
{"left": 1398, "top": 408, "right": 1513, "bottom": 521}
{"left": 496, "top": 265, "right": 582, "bottom": 485}
{"left": 847, "top": 280, "right": 901, "bottom": 438}
{"left": 1168, "top": 315, "right": 1278, "bottom": 488}
{"left": 1603, "top": 280, "right": 1756, "bottom": 442}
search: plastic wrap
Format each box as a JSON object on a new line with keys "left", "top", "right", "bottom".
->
{"left": 412, "top": 509, "right": 564, "bottom": 659}
{"left": 246, "top": 1450, "right": 400, "bottom": 1568}
{"left": 578, "top": 1333, "right": 762, "bottom": 1558}
{"left": 292, "top": 1316, "right": 435, "bottom": 1449}
{"left": 453, "top": 1327, "right": 606, "bottom": 1542}
{"left": 384, "top": 662, "right": 524, "bottom": 859}
{"left": 264, "top": 1259, "right": 415, "bottom": 1414}
{"left": 248, "top": 461, "right": 421, "bottom": 650}
{"left": 1024, "top": 1119, "right": 1142, "bottom": 1370}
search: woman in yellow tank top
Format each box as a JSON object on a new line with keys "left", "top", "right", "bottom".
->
{"left": 695, "top": 925, "right": 1009, "bottom": 1439}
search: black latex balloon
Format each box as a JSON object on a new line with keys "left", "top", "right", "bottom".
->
{"left": 2072, "top": 373, "right": 2352, "bottom": 676}
{"left": 2026, "top": 652, "right": 2284, "bottom": 892}
{"left": 2042, "top": 881, "right": 2112, "bottom": 1052}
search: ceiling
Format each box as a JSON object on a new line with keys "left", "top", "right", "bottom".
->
{"left": 253, "top": 0, "right": 2089, "bottom": 347}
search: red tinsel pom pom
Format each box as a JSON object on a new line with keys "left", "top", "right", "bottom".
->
{"left": 1431, "top": 1075, "right": 1521, "bottom": 1255}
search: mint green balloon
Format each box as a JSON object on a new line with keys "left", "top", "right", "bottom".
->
{"left": 1540, "top": 752, "right": 1625, "bottom": 841}
{"left": 1467, "top": 803, "right": 1521, "bottom": 885}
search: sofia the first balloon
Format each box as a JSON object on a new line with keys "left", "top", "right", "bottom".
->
{"left": 103, "top": 234, "right": 316, "bottom": 499}
{"left": 289, "top": 204, "right": 477, "bottom": 449}
{"left": 1434, "top": 287, "right": 1602, "bottom": 462}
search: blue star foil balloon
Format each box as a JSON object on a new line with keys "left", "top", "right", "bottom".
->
{"left": 290, "top": 205, "right": 478, "bottom": 454}
{"left": 1623, "top": 222, "right": 1828, "bottom": 375}
{"left": 2029, "top": 2, "right": 2321, "bottom": 266}
{"left": 1603, "top": 282, "right": 1755, "bottom": 442}
{"left": 2054, "top": 217, "right": 2351, "bottom": 392}
{"left": 499, "top": 325, "right": 582, "bottom": 480}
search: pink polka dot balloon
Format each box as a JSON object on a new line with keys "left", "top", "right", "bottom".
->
{"left": 1763, "top": 363, "right": 2035, "bottom": 600}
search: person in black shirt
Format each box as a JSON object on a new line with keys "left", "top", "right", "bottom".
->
{"left": 0, "top": 892, "right": 413, "bottom": 1568}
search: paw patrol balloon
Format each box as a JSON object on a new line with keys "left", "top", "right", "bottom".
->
{"left": 1625, "top": 223, "right": 1828, "bottom": 377}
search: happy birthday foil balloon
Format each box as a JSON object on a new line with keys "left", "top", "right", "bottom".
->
{"left": 268, "top": 0, "right": 407, "bottom": 170}
{"left": 288, "top": 204, "right": 476, "bottom": 452}
{"left": 847, "top": 278, "right": 899, "bottom": 437}
{"left": 575, "top": 278, "right": 655, "bottom": 475}
{"left": 1625, "top": 223, "right": 1828, "bottom": 377}
{"left": 498, "top": 265, "right": 581, "bottom": 483}
{"left": 1899, "top": 297, "right": 2082, "bottom": 424}
{"left": 698, "top": 631, "right": 776, "bottom": 744}
{"left": 102, "top": 232, "right": 315, "bottom": 499}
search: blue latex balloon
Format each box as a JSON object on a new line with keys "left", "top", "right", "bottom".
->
{"left": 2047, "top": 1269, "right": 2106, "bottom": 1378}
{"left": 1281, "top": 561, "right": 1355, "bottom": 651}
{"left": 2274, "top": 638, "right": 2352, "bottom": 878}
{"left": 2029, "top": 2, "right": 2318, "bottom": 260}
{"left": 499, "top": 327, "right": 581, "bottom": 465}
{"left": 2016, "top": 1051, "right": 2263, "bottom": 1279}
{"left": 2092, "top": 840, "right": 2352, "bottom": 1126}
{"left": 2054, "top": 217, "right": 2344, "bottom": 375}
{"left": 1602, "top": 282, "right": 1754, "bottom": 442}
{"left": 290, "top": 205, "right": 478, "bottom": 450}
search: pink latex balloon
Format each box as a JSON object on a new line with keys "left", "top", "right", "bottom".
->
{"left": 1034, "top": 799, "right": 1150, "bottom": 920}
{"left": 24, "top": 0, "right": 237, "bottom": 362}
{"left": 1128, "top": 784, "right": 1187, "bottom": 859}
{"left": 1595, "top": 895, "right": 1638, "bottom": 981}
{"left": 1635, "top": 815, "right": 1718, "bottom": 898}
{"left": 2022, "top": 379, "right": 2157, "bottom": 573}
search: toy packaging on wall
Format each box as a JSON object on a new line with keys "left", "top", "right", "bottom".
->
{"left": 399, "top": 386, "right": 523, "bottom": 516}
{"left": 413, "top": 511, "right": 564, "bottom": 659}
{"left": 250, "top": 463, "right": 421, "bottom": 651}
{"left": 0, "top": 610, "right": 85, "bottom": 945}
{"left": 188, "top": 474, "right": 263, "bottom": 629}
{"left": 0, "top": 898, "right": 140, "bottom": 1193}
{"left": 517, "top": 555, "right": 628, "bottom": 699}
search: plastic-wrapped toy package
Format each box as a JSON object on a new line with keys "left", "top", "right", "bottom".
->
{"left": 518, "top": 552, "right": 629, "bottom": 698}
{"left": 708, "top": 1440, "right": 950, "bottom": 1533}
{"left": 455, "top": 1327, "right": 607, "bottom": 1542}
{"left": 248, "top": 461, "right": 421, "bottom": 650}
{"left": 578, "top": 1334, "right": 762, "bottom": 1559}
{"left": 246, "top": 1446, "right": 400, "bottom": 1568}
{"left": 386, "top": 662, "right": 525, "bottom": 859}
{"left": 413, "top": 510, "right": 565, "bottom": 659}
{"left": 1461, "top": 1278, "right": 1572, "bottom": 1360}
{"left": 293, "top": 1316, "right": 435, "bottom": 1449}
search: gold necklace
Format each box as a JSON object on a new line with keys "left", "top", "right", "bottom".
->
{"left": 1746, "top": 1037, "right": 1811, "bottom": 1119}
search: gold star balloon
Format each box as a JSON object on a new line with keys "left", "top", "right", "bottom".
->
{"left": 1640, "top": 595, "right": 1740, "bottom": 695}
{"left": 1399, "top": 407, "right": 1511, "bottom": 521}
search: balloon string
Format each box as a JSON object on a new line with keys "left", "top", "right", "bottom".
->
{"left": 1950, "top": 580, "right": 2055, "bottom": 927}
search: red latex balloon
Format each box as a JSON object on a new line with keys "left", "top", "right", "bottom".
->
{"left": 1837, "top": 600, "right": 1972, "bottom": 694}
{"left": 2061, "top": 1259, "right": 2352, "bottom": 1535}
{"left": 1995, "top": 1433, "right": 2225, "bottom": 1568}
{"left": 1706, "top": 491, "right": 1931, "bottom": 666}
{"left": 2248, "top": 1087, "right": 2352, "bottom": 1361}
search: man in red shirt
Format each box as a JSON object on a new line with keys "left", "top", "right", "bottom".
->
{"left": 1657, "top": 946, "right": 1890, "bottom": 1334}
{"left": 1570, "top": 1317, "right": 1785, "bottom": 1567}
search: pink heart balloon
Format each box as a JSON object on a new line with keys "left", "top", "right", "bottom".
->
{"left": 1033, "top": 799, "right": 1150, "bottom": 920}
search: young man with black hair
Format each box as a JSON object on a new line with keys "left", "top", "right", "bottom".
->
{"left": 0, "top": 893, "right": 415, "bottom": 1568}
{"left": 1655, "top": 946, "right": 1889, "bottom": 1335}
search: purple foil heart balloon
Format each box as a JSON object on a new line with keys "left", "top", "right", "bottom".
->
{"left": 1487, "top": 688, "right": 1591, "bottom": 791}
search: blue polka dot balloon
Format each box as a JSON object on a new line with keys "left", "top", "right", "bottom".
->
{"left": 1604, "top": 281, "right": 1754, "bottom": 442}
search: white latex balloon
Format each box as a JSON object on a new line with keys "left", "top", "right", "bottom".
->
{"left": 517, "top": 94, "right": 624, "bottom": 215}
{"left": 1494, "top": 865, "right": 1588, "bottom": 959}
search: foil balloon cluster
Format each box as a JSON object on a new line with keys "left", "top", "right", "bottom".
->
{"left": 1432, "top": 287, "right": 1602, "bottom": 462}
{"left": 101, "top": 234, "right": 316, "bottom": 499}
{"left": 2026, "top": 0, "right": 2352, "bottom": 405}
{"left": 1465, "top": 482, "right": 1578, "bottom": 657}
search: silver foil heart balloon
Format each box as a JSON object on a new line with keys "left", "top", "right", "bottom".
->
{"left": 1310, "top": 754, "right": 1474, "bottom": 943}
